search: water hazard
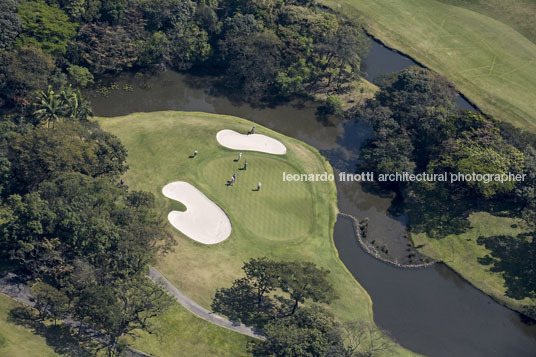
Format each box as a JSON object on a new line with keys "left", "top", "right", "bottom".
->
{"left": 89, "top": 39, "right": 535, "bottom": 356}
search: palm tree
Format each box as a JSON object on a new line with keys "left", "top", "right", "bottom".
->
{"left": 60, "top": 85, "right": 93, "bottom": 120}
{"left": 33, "top": 86, "right": 63, "bottom": 128}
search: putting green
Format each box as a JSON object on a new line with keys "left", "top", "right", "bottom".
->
{"left": 98, "top": 111, "right": 416, "bottom": 356}
{"left": 200, "top": 156, "right": 313, "bottom": 241}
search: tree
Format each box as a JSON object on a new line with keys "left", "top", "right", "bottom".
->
{"left": 0, "top": 0, "right": 21, "bottom": 51}
{"left": 89, "top": 129, "right": 128, "bottom": 178}
{"left": 74, "top": 276, "right": 173, "bottom": 357}
{"left": 60, "top": 85, "right": 94, "bottom": 120}
{"left": 75, "top": 23, "right": 138, "bottom": 74}
{"left": 2, "top": 46, "right": 55, "bottom": 106}
{"left": 31, "top": 281, "right": 69, "bottom": 325}
{"left": 315, "top": 17, "right": 369, "bottom": 90}
{"left": 341, "top": 321, "right": 394, "bottom": 357}
{"left": 67, "top": 65, "right": 94, "bottom": 88}
{"left": 100, "top": 0, "right": 129, "bottom": 25}
{"left": 5, "top": 124, "right": 94, "bottom": 192}
{"left": 432, "top": 119, "right": 525, "bottom": 198}
{"left": 136, "top": 32, "right": 170, "bottom": 68}
{"left": 219, "top": 30, "right": 283, "bottom": 101}
{"left": 15, "top": 0, "right": 78, "bottom": 56}
{"left": 33, "top": 86, "right": 63, "bottom": 128}
{"left": 212, "top": 278, "right": 263, "bottom": 326}
{"left": 278, "top": 261, "right": 337, "bottom": 316}
{"left": 212, "top": 258, "right": 280, "bottom": 326}
{"left": 250, "top": 305, "right": 346, "bottom": 357}
{"left": 138, "top": 0, "right": 196, "bottom": 32}
{"left": 169, "top": 25, "right": 211, "bottom": 71}
{"left": 212, "top": 258, "right": 337, "bottom": 327}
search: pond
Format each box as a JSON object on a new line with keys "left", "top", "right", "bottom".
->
{"left": 89, "top": 39, "right": 535, "bottom": 356}
{"left": 335, "top": 215, "right": 536, "bottom": 357}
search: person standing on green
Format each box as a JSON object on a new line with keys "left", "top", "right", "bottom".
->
{"left": 257, "top": 182, "right": 261, "bottom": 191}
{"left": 243, "top": 160, "right": 247, "bottom": 170}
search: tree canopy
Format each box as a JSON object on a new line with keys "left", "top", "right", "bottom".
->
{"left": 16, "top": 0, "right": 78, "bottom": 55}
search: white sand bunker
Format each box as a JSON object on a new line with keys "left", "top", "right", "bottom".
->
{"left": 216, "top": 129, "right": 287, "bottom": 155}
{"left": 162, "top": 182, "right": 231, "bottom": 244}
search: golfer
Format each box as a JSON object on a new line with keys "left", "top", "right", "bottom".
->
{"left": 193, "top": 149, "right": 198, "bottom": 158}
{"left": 257, "top": 182, "right": 261, "bottom": 191}
{"left": 231, "top": 176, "right": 236, "bottom": 185}
{"left": 238, "top": 152, "right": 242, "bottom": 161}
{"left": 251, "top": 126, "right": 256, "bottom": 134}
{"left": 244, "top": 160, "right": 247, "bottom": 170}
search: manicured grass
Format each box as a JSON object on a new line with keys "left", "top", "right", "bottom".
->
{"left": 435, "top": 0, "right": 536, "bottom": 44}
{"left": 0, "top": 294, "right": 58, "bottom": 357}
{"left": 126, "top": 303, "right": 251, "bottom": 357}
{"left": 321, "top": 0, "right": 536, "bottom": 131}
{"left": 412, "top": 212, "right": 536, "bottom": 312}
{"left": 99, "top": 111, "right": 416, "bottom": 356}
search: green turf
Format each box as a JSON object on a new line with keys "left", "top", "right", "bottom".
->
{"left": 98, "top": 111, "right": 416, "bottom": 356}
{"left": 0, "top": 294, "right": 59, "bottom": 357}
{"left": 412, "top": 212, "right": 536, "bottom": 312}
{"left": 435, "top": 0, "right": 536, "bottom": 45}
{"left": 125, "top": 303, "right": 251, "bottom": 357}
{"left": 320, "top": 0, "right": 536, "bottom": 132}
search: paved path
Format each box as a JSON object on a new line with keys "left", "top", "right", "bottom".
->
{"left": 148, "top": 266, "right": 265, "bottom": 340}
{"left": 0, "top": 272, "right": 150, "bottom": 357}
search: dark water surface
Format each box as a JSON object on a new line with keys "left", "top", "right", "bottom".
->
{"left": 362, "top": 40, "right": 478, "bottom": 112}
{"left": 89, "top": 40, "right": 535, "bottom": 356}
{"left": 335, "top": 216, "right": 536, "bottom": 357}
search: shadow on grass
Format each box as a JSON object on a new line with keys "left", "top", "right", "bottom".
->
{"left": 8, "top": 306, "right": 100, "bottom": 356}
{"left": 477, "top": 233, "right": 536, "bottom": 304}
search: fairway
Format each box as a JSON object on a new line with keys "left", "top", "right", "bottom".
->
{"left": 412, "top": 213, "right": 536, "bottom": 313}
{"left": 321, "top": 0, "right": 536, "bottom": 131}
{"left": 98, "top": 111, "right": 415, "bottom": 356}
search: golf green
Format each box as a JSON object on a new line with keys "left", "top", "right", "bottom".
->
{"left": 98, "top": 111, "right": 416, "bottom": 356}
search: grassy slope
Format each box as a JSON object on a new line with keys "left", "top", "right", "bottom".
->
{"left": 320, "top": 0, "right": 536, "bottom": 131}
{"left": 99, "top": 111, "right": 415, "bottom": 356}
{"left": 0, "top": 294, "right": 58, "bottom": 357}
{"left": 412, "top": 212, "right": 536, "bottom": 312}
{"left": 320, "top": 0, "right": 536, "bottom": 314}
{"left": 126, "top": 303, "right": 251, "bottom": 357}
{"left": 435, "top": 0, "right": 536, "bottom": 44}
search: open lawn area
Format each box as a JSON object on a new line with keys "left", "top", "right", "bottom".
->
{"left": 0, "top": 294, "right": 58, "bottom": 357}
{"left": 412, "top": 212, "right": 536, "bottom": 313}
{"left": 321, "top": 0, "right": 536, "bottom": 132}
{"left": 126, "top": 303, "right": 251, "bottom": 357}
{"left": 435, "top": 0, "right": 536, "bottom": 44}
{"left": 98, "top": 111, "right": 416, "bottom": 356}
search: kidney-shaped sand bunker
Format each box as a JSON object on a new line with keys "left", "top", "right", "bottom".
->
{"left": 216, "top": 129, "right": 287, "bottom": 155}
{"left": 162, "top": 181, "right": 231, "bottom": 244}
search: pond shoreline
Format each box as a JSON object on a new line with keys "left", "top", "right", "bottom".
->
{"left": 89, "top": 65, "right": 536, "bottom": 356}
{"left": 338, "top": 213, "right": 436, "bottom": 269}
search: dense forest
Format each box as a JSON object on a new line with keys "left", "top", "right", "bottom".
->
{"left": 0, "top": 0, "right": 369, "bottom": 111}
{"left": 0, "top": 0, "right": 370, "bottom": 354}
{"left": 1, "top": 0, "right": 535, "bottom": 355}
{"left": 357, "top": 67, "right": 536, "bottom": 309}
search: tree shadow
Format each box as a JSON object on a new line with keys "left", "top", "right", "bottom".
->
{"left": 403, "top": 183, "right": 473, "bottom": 239}
{"left": 477, "top": 233, "right": 536, "bottom": 303}
{"left": 8, "top": 306, "right": 99, "bottom": 356}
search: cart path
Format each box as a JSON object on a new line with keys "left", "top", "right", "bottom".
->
{"left": 148, "top": 266, "right": 265, "bottom": 340}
